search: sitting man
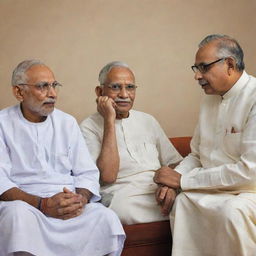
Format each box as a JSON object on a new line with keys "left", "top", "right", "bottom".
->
{"left": 154, "top": 34, "right": 256, "bottom": 256}
{"left": 0, "top": 59, "right": 125, "bottom": 256}
{"left": 80, "top": 61, "right": 182, "bottom": 224}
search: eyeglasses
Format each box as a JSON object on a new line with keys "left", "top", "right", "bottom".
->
{"left": 18, "top": 81, "right": 62, "bottom": 94}
{"left": 103, "top": 83, "right": 137, "bottom": 93}
{"left": 191, "top": 58, "right": 225, "bottom": 73}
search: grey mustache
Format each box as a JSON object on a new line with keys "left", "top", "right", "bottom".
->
{"left": 114, "top": 98, "right": 131, "bottom": 103}
{"left": 199, "top": 79, "right": 208, "bottom": 86}
{"left": 44, "top": 99, "right": 56, "bottom": 104}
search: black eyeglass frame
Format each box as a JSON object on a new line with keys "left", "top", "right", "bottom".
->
{"left": 191, "top": 58, "right": 225, "bottom": 73}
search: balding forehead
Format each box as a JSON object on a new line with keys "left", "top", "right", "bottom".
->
{"left": 108, "top": 66, "right": 135, "bottom": 79}
{"left": 196, "top": 41, "right": 219, "bottom": 61}
{"left": 25, "top": 64, "right": 55, "bottom": 82}
{"left": 26, "top": 64, "right": 53, "bottom": 75}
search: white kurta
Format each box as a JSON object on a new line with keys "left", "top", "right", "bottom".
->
{"left": 172, "top": 71, "right": 256, "bottom": 256}
{"left": 0, "top": 105, "right": 125, "bottom": 256}
{"left": 80, "top": 110, "right": 182, "bottom": 224}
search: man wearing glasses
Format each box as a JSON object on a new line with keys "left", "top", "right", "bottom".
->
{"left": 0, "top": 60, "right": 125, "bottom": 256}
{"left": 80, "top": 61, "right": 182, "bottom": 224}
{"left": 154, "top": 34, "right": 256, "bottom": 255}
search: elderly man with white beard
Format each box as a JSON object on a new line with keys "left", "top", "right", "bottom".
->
{"left": 80, "top": 61, "right": 182, "bottom": 225}
{"left": 0, "top": 59, "right": 125, "bottom": 256}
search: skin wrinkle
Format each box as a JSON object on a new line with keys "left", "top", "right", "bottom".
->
{"left": 1, "top": 62, "right": 92, "bottom": 221}
{"left": 15, "top": 65, "right": 57, "bottom": 122}
{"left": 95, "top": 64, "right": 178, "bottom": 215}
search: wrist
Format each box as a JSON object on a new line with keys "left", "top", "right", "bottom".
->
{"left": 37, "top": 197, "right": 42, "bottom": 209}
{"left": 39, "top": 197, "right": 48, "bottom": 214}
{"left": 104, "top": 117, "right": 116, "bottom": 128}
{"left": 76, "top": 189, "right": 92, "bottom": 205}
{"left": 82, "top": 192, "right": 91, "bottom": 204}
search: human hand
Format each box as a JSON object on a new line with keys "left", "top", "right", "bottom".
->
{"left": 154, "top": 166, "right": 181, "bottom": 189}
{"left": 41, "top": 187, "right": 84, "bottom": 220}
{"left": 96, "top": 96, "right": 116, "bottom": 121}
{"left": 75, "top": 188, "right": 92, "bottom": 207}
{"left": 155, "top": 186, "right": 176, "bottom": 216}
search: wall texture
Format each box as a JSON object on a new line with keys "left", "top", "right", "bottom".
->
{"left": 0, "top": 0, "right": 255, "bottom": 136}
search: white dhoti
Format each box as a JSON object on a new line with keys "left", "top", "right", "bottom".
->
{"left": 0, "top": 201, "right": 125, "bottom": 256}
{"left": 170, "top": 192, "right": 256, "bottom": 256}
{"left": 101, "top": 171, "right": 168, "bottom": 225}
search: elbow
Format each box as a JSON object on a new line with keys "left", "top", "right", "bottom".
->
{"left": 96, "top": 161, "right": 119, "bottom": 185}
{"left": 100, "top": 174, "right": 117, "bottom": 185}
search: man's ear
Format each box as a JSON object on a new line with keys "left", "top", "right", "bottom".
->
{"left": 95, "top": 86, "right": 103, "bottom": 97}
{"left": 226, "top": 57, "right": 236, "bottom": 75}
{"left": 12, "top": 85, "right": 24, "bottom": 102}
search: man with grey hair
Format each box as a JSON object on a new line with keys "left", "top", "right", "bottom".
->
{"left": 80, "top": 61, "right": 182, "bottom": 224}
{"left": 0, "top": 59, "right": 125, "bottom": 256}
{"left": 154, "top": 34, "right": 256, "bottom": 255}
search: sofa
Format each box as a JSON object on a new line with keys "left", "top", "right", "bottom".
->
{"left": 121, "top": 136, "right": 192, "bottom": 256}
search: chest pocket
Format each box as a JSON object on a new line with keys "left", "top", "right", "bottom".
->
{"left": 222, "top": 133, "right": 241, "bottom": 159}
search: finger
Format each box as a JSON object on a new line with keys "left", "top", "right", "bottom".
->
{"left": 161, "top": 189, "right": 175, "bottom": 215}
{"left": 112, "top": 101, "right": 117, "bottom": 107}
{"left": 101, "top": 96, "right": 108, "bottom": 103}
{"left": 97, "top": 96, "right": 106, "bottom": 105}
{"left": 48, "top": 192, "right": 72, "bottom": 207}
{"left": 98, "top": 97, "right": 111, "bottom": 109}
{"left": 61, "top": 208, "right": 83, "bottom": 220}
{"left": 77, "top": 194, "right": 87, "bottom": 205}
{"left": 59, "top": 195, "right": 81, "bottom": 207}
{"left": 58, "top": 201, "right": 83, "bottom": 216}
{"left": 159, "top": 186, "right": 168, "bottom": 201}
{"left": 155, "top": 187, "right": 162, "bottom": 204}
{"left": 50, "top": 192, "right": 80, "bottom": 208}
{"left": 153, "top": 173, "right": 158, "bottom": 184}
{"left": 63, "top": 187, "right": 73, "bottom": 193}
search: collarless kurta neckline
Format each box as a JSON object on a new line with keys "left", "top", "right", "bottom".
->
{"left": 222, "top": 71, "right": 249, "bottom": 101}
{"left": 17, "top": 104, "right": 51, "bottom": 126}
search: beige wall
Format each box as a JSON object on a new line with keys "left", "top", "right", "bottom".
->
{"left": 0, "top": 0, "right": 255, "bottom": 137}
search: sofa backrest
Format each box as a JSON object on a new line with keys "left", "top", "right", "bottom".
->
{"left": 169, "top": 137, "right": 192, "bottom": 157}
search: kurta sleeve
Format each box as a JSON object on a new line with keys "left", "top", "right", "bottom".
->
{"left": 0, "top": 129, "right": 18, "bottom": 195}
{"left": 80, "top": 118, "right": 102, "bottom": 163}
{"left": 70, "top": 121, "right": 101, "bottom": 202}
{"left": 175, "top": 124, "right": 202, "bottom": 175}
{"left": 152, "top": 117, "right": 183, "bottom": 165}
{"left": 181, "top": 104, "right": 256, "bottom": 191}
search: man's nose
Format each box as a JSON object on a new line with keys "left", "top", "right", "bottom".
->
{"left": 47, "top": 85, "right": 57, "bottom": 98}
{"left": 194, "top": 70, "right": 203, "bottom": 80}
{"left": 118, "top": 86, "right": 129, "bottom": 98}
